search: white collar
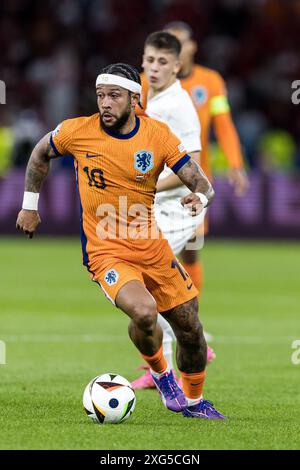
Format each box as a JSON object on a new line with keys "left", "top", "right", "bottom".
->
{"left": 148, "top": 79, "right": 182, "bottom": 102}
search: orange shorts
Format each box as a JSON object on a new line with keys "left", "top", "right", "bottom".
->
{"left": 88, "top": 242, "right": 198, "bottom": 312}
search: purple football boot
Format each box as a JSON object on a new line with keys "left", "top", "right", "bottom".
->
{"left": 183, "top": 399, "right": 226, "bottom": 419}
{"left": 151, "top": 369, "right": 187, "bottom": 412}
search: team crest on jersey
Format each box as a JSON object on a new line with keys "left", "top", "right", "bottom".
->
{"left": 134, "top": 150, "right": 154, "bottom": 174}
{"left": 191, "top": 86, "right": 208, "bottom": 106}
{"left": 104, "top": 269, "right": 119, "bottom": 286}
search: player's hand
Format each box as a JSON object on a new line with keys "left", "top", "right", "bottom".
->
{"left": 228, "top": 168, "right": 249, "bottom": 197}
{"left": 16, "top": 209, "right": 41, "bottom": 238}
{"left": 180, "top": 193, "right": 204, "bottom": 216}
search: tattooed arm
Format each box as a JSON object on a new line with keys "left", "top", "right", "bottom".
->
{"left": 176, "top": 158, "right": 215, "bottom": 216}
{"left": 16, "top": 132, "right": 58, "bottom": 238}
{"left": 156, "top": 151, "right": 200, "bottom": 193}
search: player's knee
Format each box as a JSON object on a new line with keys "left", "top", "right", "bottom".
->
{"left": 132, "top": 298, "right": 157, "bottom": 332}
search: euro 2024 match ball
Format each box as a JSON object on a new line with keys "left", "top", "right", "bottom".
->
{"left": 83, "top": 373, "right": 136, "bottom": 424}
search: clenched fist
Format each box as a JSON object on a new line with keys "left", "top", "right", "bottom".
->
{"left": 180, "top": 193, "right": 205, "bottom": 216}
{"left": 16, "top": 209, "right": 41, "bottom": 238}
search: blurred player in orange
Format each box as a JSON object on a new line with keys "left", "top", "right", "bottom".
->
{"left": 16, "top": 63, "right": 225, "bottom": 419}
{"left": 166, "top": 20, "right": 249, "bottom": 317}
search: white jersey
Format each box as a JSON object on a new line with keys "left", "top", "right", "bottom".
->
{"left": 145, "top": 79, "right": 205, "bottom": 256}
{"left": 146, "top": 80, "right": 201, "bottom": 202}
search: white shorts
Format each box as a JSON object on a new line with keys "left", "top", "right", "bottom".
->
{"left": 154, "top": 198, "right": 207, "bottom": 255}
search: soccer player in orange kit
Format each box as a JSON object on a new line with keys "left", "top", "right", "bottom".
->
{"left": 16, "top": 63, "right": 225, "bottom": 419}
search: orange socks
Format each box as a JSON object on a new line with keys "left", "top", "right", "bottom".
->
{"left": 141, "top": 345, "right": 167, "bottom": 374}
{"left": 182, "top": 260, "right": 203, "bottom": 294}
{"left": 180, "top": 262, "right": 205, "bottom": 401}
{"left": 179, "top": 370, "right": 206, "bottom": 400}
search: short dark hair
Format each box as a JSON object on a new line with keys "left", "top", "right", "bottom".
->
{"left": 99, "top": 63, "right": 141, "bottom": 85}
{"left": 144, "top": 31, "right": 181, "bottom": 56}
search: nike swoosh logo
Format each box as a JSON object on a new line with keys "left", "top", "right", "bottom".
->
{"left": 187, "top": 283, "right": 193, "bottom": 290}
{"left": 191, "top": 383, "right": 201, "bottom": 386}
{"left": 86, "top": 153, "right": 103, "bottom": 159}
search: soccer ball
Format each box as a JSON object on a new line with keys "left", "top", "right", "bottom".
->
{"left": 83, "top": 373, "right": 136, "bottom": 424}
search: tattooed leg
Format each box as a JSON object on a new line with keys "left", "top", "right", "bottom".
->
{"left": 161, "top": 297, "right": 207, "bottom": 373}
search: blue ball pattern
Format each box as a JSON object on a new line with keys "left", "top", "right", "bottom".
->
{"left": 109, "top": 398, "right": 119, "bottom": 408}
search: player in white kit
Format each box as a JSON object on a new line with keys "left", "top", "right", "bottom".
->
{"left": 132, "top": 31, "right": 214, "bottom": 390}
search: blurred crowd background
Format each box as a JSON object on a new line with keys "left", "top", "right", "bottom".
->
{"left": 0, "top": 0, "right": 300, "bottom": 236}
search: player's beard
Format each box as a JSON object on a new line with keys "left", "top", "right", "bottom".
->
{"left": 100, "top": 104, "right": 131, "bottom": 134}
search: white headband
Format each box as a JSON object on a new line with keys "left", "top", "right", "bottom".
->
{"left": 95, "top": 74, "right": 142, "bottom": 95}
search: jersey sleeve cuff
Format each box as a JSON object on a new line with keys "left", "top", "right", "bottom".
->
{"left": 171, "top": 154, "right": 191, "bottom": 174}
{"left": 50, "top": 134, "right": 63, "bottom": 156}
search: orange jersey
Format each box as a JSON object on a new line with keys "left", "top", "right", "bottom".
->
{"left": 50, "top": 113, "right": 188, "bottom": 272}
{"left": 140, "top": 65, "right": 244, "bottom": 178}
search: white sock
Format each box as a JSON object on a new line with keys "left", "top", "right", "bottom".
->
{"left": 157, "top": 313, "right": 176, "bottom": 370}
{"left": 151, "top": 366, "right": 169, "bottom": 378}
{"left": 163, "top": 341, "right": 174, "bottom": 370}
{"left": 186, "top": 396, "right": 203, "bottom": 407}
{"left": 157, "top": 314, "right": 176, "bottom": 341}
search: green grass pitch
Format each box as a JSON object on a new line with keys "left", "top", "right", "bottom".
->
{"left": 0, "top": 237, "right": 299, "bottom": 449}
